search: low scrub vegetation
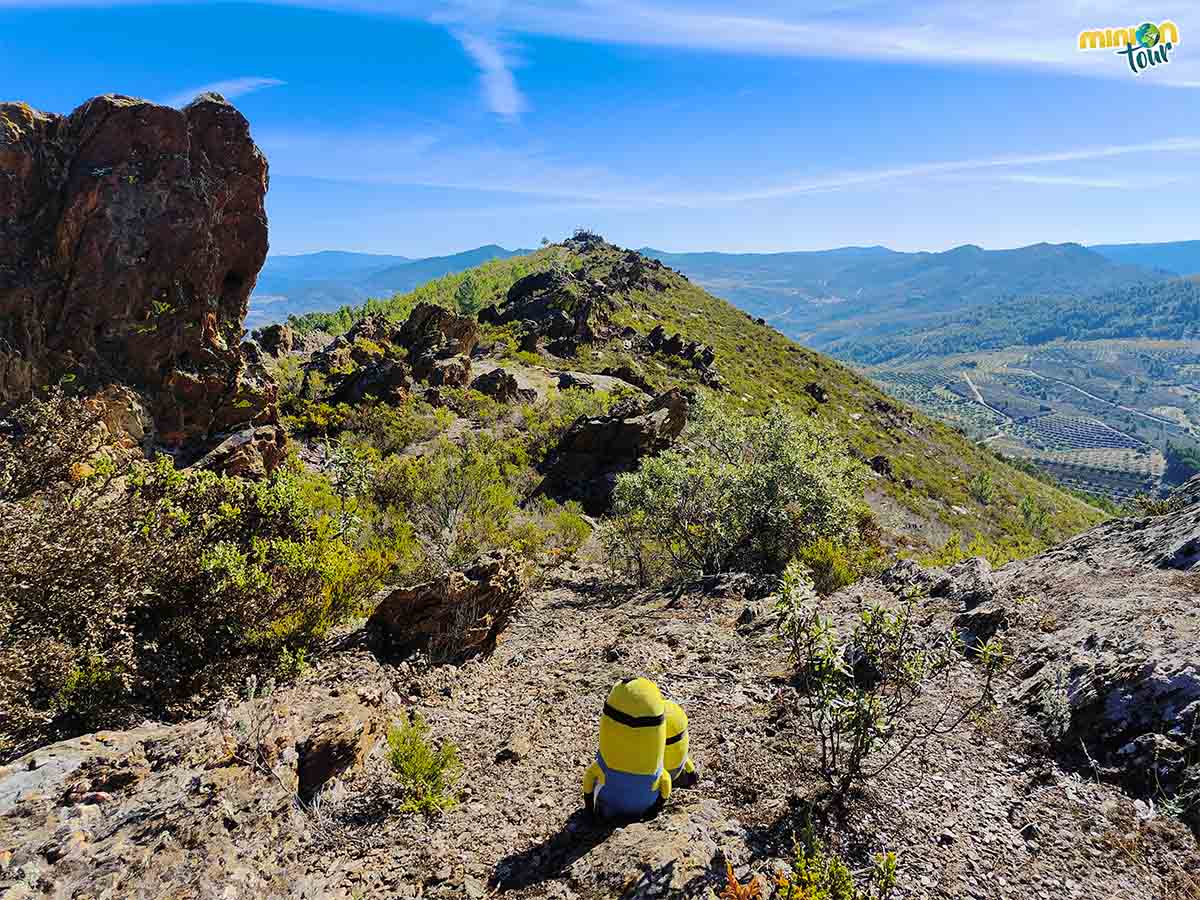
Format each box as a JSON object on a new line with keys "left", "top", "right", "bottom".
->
{"left": 775, "top": 564, "right": 1004, "bottom": 796}
{"left": 776, "top": 822, "right": 897, "bottom": 900}
{"left": 387, "top": 713, "right": 462, "bottom": 814}
{"left": 601, "top": 396, "right": 870, "bottom": 585}
{"left": 0, "top": 391, "right": 393, "bottom": 758}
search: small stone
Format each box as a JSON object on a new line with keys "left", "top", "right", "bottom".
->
{"left": 939, "top": 830, "right": 956, "bottom": 846}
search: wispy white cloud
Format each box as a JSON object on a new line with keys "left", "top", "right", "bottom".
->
{"left": 260, "top": 128, "right": 1200, "bottom": 208}
{"left": 161, "top": 76, "right": 285, "bottom": 108}
{"left": 9, "top": 2, "right": 1199, "bottom": 97}
{"left": 987, "top": 173, "right": 1190, "bottom": 189}
{"left": 450, "top": 29, "right": 527, "bottom": 119}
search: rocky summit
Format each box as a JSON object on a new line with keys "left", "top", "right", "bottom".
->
{"left": 0, "top": 94, "right": 281, "bottom": 472}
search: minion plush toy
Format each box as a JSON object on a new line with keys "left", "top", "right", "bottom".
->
{"left": 663, "top": 700, "right": 698, "bottom": 788}
{"left": 583, "top": 677, "right": 672, "bottom": 820}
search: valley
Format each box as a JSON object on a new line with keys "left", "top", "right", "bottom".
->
{"left": 865, "top": 339, "right": 1200, "bottom": 500}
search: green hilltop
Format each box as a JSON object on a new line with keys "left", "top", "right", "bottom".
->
{"left": 289, "top": 234, "right": 1107, "bottom": 558}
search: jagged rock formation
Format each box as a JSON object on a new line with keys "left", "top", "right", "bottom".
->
{"left": 301, "top": 305, "right": 479, "bottom": 405}
{"left": 479, "top": 269, "right": 604, "bottom": 357}
{"left": 0, "top": 94, "right": 281, "bottom": 470}
{"left": 368, "top": 552, "right": 524, "bottom": 661}
{"left": 470, "top": 367, "right": 536, "bottom": 404}
{"left": 534, "top": 388, "right": 690, "bottom": 514}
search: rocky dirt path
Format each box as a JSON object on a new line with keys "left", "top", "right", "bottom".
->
{"left": 2, "top": 557, "right": 1196, "bottom": 899}
{"left": 303, "top": 561, "right": 1196, "bottom": 900}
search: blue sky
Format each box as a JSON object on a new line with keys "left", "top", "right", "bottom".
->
{"left": 3, "top": 1, "right": 1200, "bottom": 256}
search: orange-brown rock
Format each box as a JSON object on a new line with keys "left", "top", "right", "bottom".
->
{"left": 368, "top": 552, "right": 525, "bottom": 661}
{"left": 0, "top": 94, "right": 281, "bottom": 470}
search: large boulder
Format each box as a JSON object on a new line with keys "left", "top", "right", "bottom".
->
{"left": 368, "top": 552, "right": 525, "bottom": 661}
{"left": 0, "top": 94, "right": 281, "bottom": 470}
{"left": 534, "top": 388, "right": 690, "bottom": 514}
{"left": 398, "top": 302, "right": 477, "bottom": 357}
{"left": 471, "top": 367, "right": 536, "bottom": 404}
{"left": 478, "top": 269, "right": 598, "bottom": 343}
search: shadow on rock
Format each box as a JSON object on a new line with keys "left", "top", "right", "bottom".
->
{"left": 491, "top": 808, "right": 616, "bottom": 892}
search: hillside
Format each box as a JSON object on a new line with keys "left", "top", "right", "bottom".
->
{"left": 288, "top": 235, "right": 1106, "bottom": 555}
{"left": 1090, "top": 239, "right": 1200, "bottom": 276}
{"left": 641, "top": 242, "right": 1164, "bottom": 350}
{"left": 834, "top": 278, "right": 1200, "bottom": 365}
{"left": 249, "top": 245, "right": 526, "bottom": 327}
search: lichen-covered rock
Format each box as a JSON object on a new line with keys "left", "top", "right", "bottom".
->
{"left": 252, "top": 322, "right": 294, "bottom": 357}
{"left": 534, "top": 388, "right": 689, "bottom": 514}
{"left": 0, "top": 94, "right": 281, "bottom": 469}
{"left": 296, "top": 702, "right": 384, "bottom": 799}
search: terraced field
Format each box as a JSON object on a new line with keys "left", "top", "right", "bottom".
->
{"left": 862, "top": 338, "right": 1200, "bottom": 500}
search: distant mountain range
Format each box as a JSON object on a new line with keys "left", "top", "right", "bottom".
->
{"left": 640, "top": 242, "right": 1183, "bottom": 350}
{"left": 249, "top": 239, "right": 1197, "bottom": 338}
{"left": 248, "top": 245, "right": 528, "bottom": 327}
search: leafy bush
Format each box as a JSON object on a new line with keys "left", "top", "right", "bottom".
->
{"left": 968, "top": 470, "right": 997, "bottom": 506}
{"left": 387, "top": 713, "right": 461, "bottom": 814}
{"left": 0, "top": 391, "right": 391, "bottom": 757}
{"left": 776, "top": 821, "right": 897, "bottom": 900}
{"left": 376, "top": 436, "right": 518, "bottom": 571}
{"left": 602, "top": 396, "right": 868, "bottom": 584}
{"left": 795, "top": 536, "right": 885, "bottom": 596}
{"left": 284, "top": 396, "right": 450, "bottom": 455}
{"left": 919, "top": 530, "right": 1043, "bottom": 569}
{"left": 1134, "top": 493, "right": 1187, "bottom": 517}
{"left": 776, "top": 564, "right": 1004, "bottom": 795}
{"left": 1020, "top": 494, "right": 1053, "bottom": 538}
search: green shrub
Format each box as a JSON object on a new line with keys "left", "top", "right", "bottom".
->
{"left": 284, "top": 397, "right": 450, "bottom": 454}
{"left": 776, "top": 563, "right": 1004, "bottom": 795}
{"left": 387, "top": 713, "right": 461, "bottom": 814}
{"left": 919, "top": 530, "right": 1043, "bottom": 569}
{"left": 968, "top": 471, "right": 997, "bottom": 506}
{"left": 602, "top": 395, "right": 868, "bottom": 584}
{"left": 378, "top": 436, "right": 518, "bottom": 571}
{"left": 1020, "top": 494, "right": 1053, "bottom": 538}
{"left": 0, "top": 391, "right": 392, "bottom": 757}
{"left": 1134, "top": 493, "right": 1187, "bottom": 516}
{"left": 777, "top": 821, "right": 897, "bottom": 900}
{"left": 795, "top": 537, "right": 884, "bottom": 595}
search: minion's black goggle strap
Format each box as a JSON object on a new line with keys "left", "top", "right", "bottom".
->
{"left": 603, "top": 703, "right": 665, "bottom": 728}
{"left": 665, "top": 729, "right": 687, "bottom": 745}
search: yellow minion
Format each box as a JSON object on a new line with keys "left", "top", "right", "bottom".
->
{"left": 663, "top": 700, "right": 697, "bottom": 788}
{"left": 583, "top": 677, "right": 672, "bottom": 819}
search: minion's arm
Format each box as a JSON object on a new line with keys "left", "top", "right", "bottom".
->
{"left": 655, "top": 768, "right": 673, "bottom": 801}
{"left": 583, "top": 760, "right": 604, "bottom": 795}
{"left": 583, "top": 761, "right": 604, "bottom": 815}
{"left": 683, "top": 755, "right": 696, "bottom": 775}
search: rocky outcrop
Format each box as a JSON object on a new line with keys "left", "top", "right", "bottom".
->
{"left": 252, "top": 322, "right": 295, "bottom": 357}
{"left": 470, "top": 367, "right": 535, "bottom": 404}
{"left": 478, "top": 269, "right": 599, "bottom": 348}
{"left": 368, "top": 552, "right": 525, "bottom": 661}
{"left": 889, "top": 485, "right": 1200, "bottom": 831}
{"left": 301, "top": 306, "right": 477, "bottom": 402}
{"left": 0, "top": 94, "right": 281, "bottom": 471}
{"left": 644, "top": 325, "right": 721, "bottom": 388}
{"left": 0, "top": 652, "right": 395, "bottom": 894}
{"left": 534, "top": 388, "right": 690, "bottom": 514}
